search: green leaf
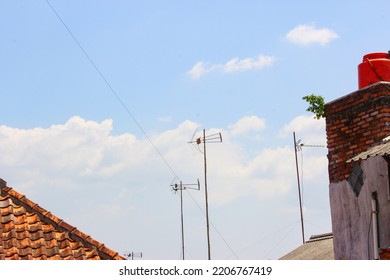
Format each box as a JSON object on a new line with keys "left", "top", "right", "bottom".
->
{"left": 302, "top": 94, "right": 325, "bottom": 119}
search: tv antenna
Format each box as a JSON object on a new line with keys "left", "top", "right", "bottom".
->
{"left": 189, "top": 129, "right": 222, "bottom": 260}
{"left": 293, "top": 132, "right": 325, "bottom": 244}
{"left": 124, "top": 252, "right": 143, "bottom": 260}
{"left": 171, "top": 179, "right": 200, "bottom": 260}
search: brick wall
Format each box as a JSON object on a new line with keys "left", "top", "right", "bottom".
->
{"left": 380, "top": 248, "right": 390, "bottom": 260}
{"left": 325, "top": 82, "right": 390, "bottom": 183}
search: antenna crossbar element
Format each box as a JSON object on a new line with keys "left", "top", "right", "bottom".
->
{"left": 124, "top": 252, "right": 143, "bottom": 260}
{"left": 171, "top": 179, "right": 200, "bottom": 192}
{"left": 187, "top": 129, "right": 223, "bottom": 259}
{"left": 295, "top": 140, "right": 325, "bottom": 152}
{"left": 190, "top": 132, "right": 223, "bottom": 145}
{"left": 293, "top": 133, "right": 325, "bottom": 244}
{"left": 193, "top": 129, "right": 222, "bottom": 260}
{"left": 300, "top": 144, "right": 325, "bottom": 148}
{"left": 293, "top": 132, "right": 305, "bottom": 244}
{"left": 170, "top": 180, "right": 200, "bottom": 260}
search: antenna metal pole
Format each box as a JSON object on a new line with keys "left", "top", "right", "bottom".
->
{"left": 171, "top": 180, "right": 200, "bottom": 260}
{"left": 179, "top": 182, "right": 185, "bottom": 260}
{"left": 293, "top": 132, "right": 305, "bottom": 244}
{"left": 190, "top": 129, "right": 222, "bottom": 260}
{"left": 202, "top": 129, "right": 211, "bottom": 260}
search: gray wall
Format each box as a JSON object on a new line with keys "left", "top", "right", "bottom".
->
{"left": 330, "top": 156, "right": 390, "bottom": 259}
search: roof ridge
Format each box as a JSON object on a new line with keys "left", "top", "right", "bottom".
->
{"left": 306, "top": 233, "right": 333, "bottom": 243}
{"left": 0, "top": 179, "right": 125, "bottom": 260}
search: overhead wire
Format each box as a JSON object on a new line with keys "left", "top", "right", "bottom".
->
{"left": 45, "top": 0, "right": 238, "bottom": 259}
{"left": 45, "top": 0, "right": 179, "bottom": 180}
{"left": 263, "top": 222, "right": 300, "bottom": 259}
{"left": 303, "top": 219, "right": 329, "bottom": 233}
{"left": 184, "top": 188, "right": 239, "bottom": 259}
{"left": 224, "top": 221, "right": 300, "bottom": 260}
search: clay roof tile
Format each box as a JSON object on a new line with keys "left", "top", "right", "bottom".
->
{"left": 0, "top": 179, "right": 125, "bottom": 260}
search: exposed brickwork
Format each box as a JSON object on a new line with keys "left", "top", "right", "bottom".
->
{"left": 380, "top": 248, "right": 390, "bottom": 260}
{"left": 324, "top": 82, "right": 390, "bottom": 183}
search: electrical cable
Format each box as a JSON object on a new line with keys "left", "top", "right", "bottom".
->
{"left": 46, "top": 0, "right": 238, "bottom": 260}
{"left": 302, "top": 219, "right": 329, "bottom": 233}
{"left": 45, "top": 0, "right": 179, "bottom": 180}
{"left": 224, "top": 220, "right": 300, "bottom": 259}
{"left": 263, "top": 222, "right": 299, "bottom": 259}
{"left": 184, "top": 189, "right": 239, "bottom": 260}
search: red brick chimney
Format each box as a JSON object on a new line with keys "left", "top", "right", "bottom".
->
{"left": 325, "top": 80, "right": 390, "bottom": 183}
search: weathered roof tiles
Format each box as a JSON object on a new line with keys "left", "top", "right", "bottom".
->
{"left": 0, "top": 178, "right": 125, "bottom": 260}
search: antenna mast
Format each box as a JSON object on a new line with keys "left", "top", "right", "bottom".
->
{"left": 171, "top": 180, "right": 200, "bottom": 260}
{"left": 293, "top": 132, "right": 305, "bottom": 244}
{"left": 293, "top": 132, "right": 325, "bottom": 244}
{"left": 190, "top": 129, "right": 222, "bottom": 260}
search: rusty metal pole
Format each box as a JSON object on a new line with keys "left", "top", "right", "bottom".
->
{"left": 293, "top": 132, "right": 305, "bottom": 244}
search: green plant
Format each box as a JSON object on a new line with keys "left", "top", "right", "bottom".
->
{"left": 302, "top": 94, "right": 325, "bottom": 119}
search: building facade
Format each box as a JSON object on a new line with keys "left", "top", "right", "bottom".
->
{"left": 325, "top": 81, "right": 390, "bottom": 259}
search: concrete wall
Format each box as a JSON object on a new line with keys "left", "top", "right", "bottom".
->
{"left": 330, "top": 156, "right": 390, "bottom": 259}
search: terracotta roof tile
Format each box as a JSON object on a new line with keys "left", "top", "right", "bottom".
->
{"left": 0, "top": 179, "right": 125, "bottom": 260}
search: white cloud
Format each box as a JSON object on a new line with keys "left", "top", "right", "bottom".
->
{"left": 228, "top": 115, "right": 266, "bottom": 137}
{"left": 0, "top": 115, "right": 330, "bottom": 259}
{"left": 0, "top": 115, "right": 327, "bottom": 207}
{"left": 279, "top": 114, "right": 326, "bottom": 146}
{"left": 223, "top": 55, "right": 277, "bottom": 73}
{"left": 285, "top": 24, "right": 338, "bottom": 46}
{"left": 278, "top": 114, "right": 328, "bottom": 190}
{"left": 187, "top": 61, "right": 215, "bottom": 80}
{"left": 207, "top": 145, "right": 295, "bottom": 205}
{"left": 187, "top": 54, "right": 277, "bottom": 79}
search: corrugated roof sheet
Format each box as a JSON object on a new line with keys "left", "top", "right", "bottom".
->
{"left": 279, "top": 233, "right": 334, "bottom": 260}
{"left": 347, "top": 139, "right": 390, "bottom": 162}
{"left": 0, "top": 178, "right": 125, "bottom": 260}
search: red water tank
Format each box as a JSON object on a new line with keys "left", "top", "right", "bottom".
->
{"left": 358, "top": 52, "right": 390, "bottom": 89}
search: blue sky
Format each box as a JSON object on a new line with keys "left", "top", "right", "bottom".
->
{"left": 1, "top": 0, "right": 390, "bottom": 260}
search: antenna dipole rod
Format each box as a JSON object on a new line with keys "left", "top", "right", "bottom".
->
{"left": 293, "top": 132, "right": 305, "bottom": 244}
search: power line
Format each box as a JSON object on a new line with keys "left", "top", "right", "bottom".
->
{"left": 303, "top": 219, "right": 330, "bottom": 233}
{"left": 45, "top": 1, "right": 238, "bottom": 260}
{"left": 184, "top": 189, "right": 239, "bottom": 260}
{"left": 45, "top": 0, "right": 179, "bottom": 180}
{"left": 224, "top": 221, "right": 300, "bottom": 260}
{"left": 263, "top": 222, "right": 300, "bottom": 259}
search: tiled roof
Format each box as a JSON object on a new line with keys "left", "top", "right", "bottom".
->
{"left": 0, "top": 178, "right": 125, "bottom": 260}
